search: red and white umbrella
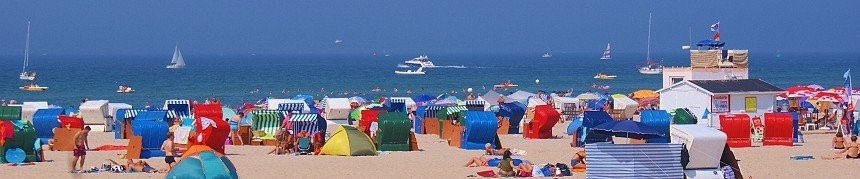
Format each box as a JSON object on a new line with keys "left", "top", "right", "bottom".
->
{"left": 785, "top": 86, "right": 818, "bottom": 98}
{"left": 827, "top": 87, "right": 860, "bottom": 95}
{"left": 810, "top": 92, "right": 844, "bottom": 103}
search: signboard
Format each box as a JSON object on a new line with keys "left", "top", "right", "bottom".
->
{"left": 712, "top": 95, "right": 729, "bottom": 113}
{"left": 745, "top": 97, "right": 757, "bottom": 112}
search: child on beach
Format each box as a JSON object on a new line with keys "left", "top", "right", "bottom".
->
{"left": 161, "top": 133, "right": 177, "bottom": 171}
{"left": 70, "top": 126, "right": 90, "bottom": 173}
{"left": 826, "top": 136, "right": 859, "bottom": 159}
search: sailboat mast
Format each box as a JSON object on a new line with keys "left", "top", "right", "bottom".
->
{"left": 23, "top": 21, "right": 31, "bottom": 73}
{"left": 646, "top": 12, "right": 652, "bottom": 63}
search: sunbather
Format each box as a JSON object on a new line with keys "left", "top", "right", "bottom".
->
{"left": 464, "top": 155, "right": 489, "bottom": 167}
{"left": 107, "top": 159, "right": 157, "bottom": 173}
{"left": 268, "top": 129, "right": 293, "bottom": 155}
{"left": 571, "top": 149, "right": 586, "bottom": 168}
{"left": 826, "top": 136, "right": 859, "bottom": 159}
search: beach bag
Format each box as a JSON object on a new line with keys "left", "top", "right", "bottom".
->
{"left": 540, "top": 164, "right": 553, "bottom": 176}
{"left": 556, "top": 163, "right": 572, "bottom": 176}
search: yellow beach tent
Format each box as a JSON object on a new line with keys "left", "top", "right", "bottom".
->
{"left": 319, "top": 125, "right": 377, "bottom": 156}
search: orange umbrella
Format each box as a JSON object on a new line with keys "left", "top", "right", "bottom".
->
{"left": 630, "top": 89, "right": 659, "bottom": 99}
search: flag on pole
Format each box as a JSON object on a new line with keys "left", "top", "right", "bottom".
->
{"left": 710, "top": 21, "right": 721, "bottom": 41}
{"left": 845, "top": 69, "right": 852, "bottom": 98}
{"left": 710, "top": 21, "right": 720, "bottom": 32}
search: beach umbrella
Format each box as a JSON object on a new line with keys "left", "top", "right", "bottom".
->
{"left": 827, "top": 87, "right": 860, "bottom": 95}
{"left": 435, "top": 99, "right": 457, "bottom": 106}
{"left": 630, "top": 89, "right": 659, "bottom": 99}
{"left": 591, "top": 120, "right": 663, "bottom": 139}
{"left": 412, "top": 94, "right": 435, "bottom": 103}
{"left": 786, "top": 86, "right": 817, "bottom": 98}
{"left": 810, "top": 92, "right": 844, "bottom": 103}
{"left": 576, "top": 93, "right": 600, "bottom": 100}
{"left": 348, "top": 96, "right": 368, "bottom": 104}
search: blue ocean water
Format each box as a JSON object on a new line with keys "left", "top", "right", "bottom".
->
{"left": 0, "top": 52, "right": 857, "bottom": 107}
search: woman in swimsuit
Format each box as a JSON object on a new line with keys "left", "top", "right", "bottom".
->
{"left": 833, "top": 132, "right": 846, "bottom": 149}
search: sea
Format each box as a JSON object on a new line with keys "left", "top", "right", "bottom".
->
{"left": 1, "top": 52, "right": 858, "bottom": 107}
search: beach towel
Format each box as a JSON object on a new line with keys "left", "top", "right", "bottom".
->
{"left": 174, "top": 127, "right": 192, "bottom": 145}
{"left": 476, "top": 170, "right": 496, "bottom": 177}
{"left": 93, "top": 145, "right": 128, "bottom": 151}
{"left": 790, "top": 155, "right": 814, "bottom": 160}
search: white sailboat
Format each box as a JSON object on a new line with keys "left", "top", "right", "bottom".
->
{"left": 638, "top": 12, "right": 663, "bottom": 75}
{"left": 20, "top": 21, "right": 35, "bottom": 81}
{"left": 600, "top": 43, "right": 611, "bottom": 60}
{"left": 166, "top": 44, "right": 186, "bottom": 69}
{"left": 541, "top": 52, "right": 552, "bottom": 58}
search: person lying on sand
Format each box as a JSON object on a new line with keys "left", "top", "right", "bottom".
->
{"left": 825, "top": 136, "right": 859, "bottom": 159}
{"left": 107, "top": 159, "right": 158, "bottom": 173}
{"left": 571, "top": 149, "right": 587, "bottom": 168}
{"left": 464, "top": 155, "right": 489, "bottom": 167}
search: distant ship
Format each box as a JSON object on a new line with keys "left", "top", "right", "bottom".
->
{"left": 166, "top": 44, "right": 186, "bottom": 69}
{"left": 638, "top": 12, "right": 663, "bottom": 75}
{"left": 593, "top": 73, "right": 617, "bottom": 80}
{"left": 600, "top": 43, "right": 611, "bottom": 60}
{"left": 404, "top": 55, "right": 435, "bottom": 67}
{"left": 541, "top": 52, "right": 552, "bottom": 58}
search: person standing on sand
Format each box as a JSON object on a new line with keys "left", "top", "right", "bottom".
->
{"left": 70, "top": 126, "right": 90, "bottom": 172}
{"left": 161, "top": 133, "right": 177, "bottom": 171}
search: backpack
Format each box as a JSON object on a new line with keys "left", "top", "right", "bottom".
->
{"left": 556, "top": 163, "right": 572, "bottom": 176}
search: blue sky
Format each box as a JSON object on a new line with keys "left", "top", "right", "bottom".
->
{"left": 0, "top": 0, "right": 857, "bottom": 55}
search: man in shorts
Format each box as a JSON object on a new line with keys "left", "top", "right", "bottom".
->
{"left": 71, "top": 126, "right": 90, "bottom": 172}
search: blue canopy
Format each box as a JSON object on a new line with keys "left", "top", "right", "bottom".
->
{"left": 591, "top": 120, "right": 663, "bottom": 139}
{"left": 413, "top": 94, "right": 436, "bottom": 103}
{"left": 696, "top": 39, "right": 725, "bottom": 47}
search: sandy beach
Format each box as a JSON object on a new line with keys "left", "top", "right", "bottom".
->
{"left": 1, "top": 124, "right": 858, "bottom": 179}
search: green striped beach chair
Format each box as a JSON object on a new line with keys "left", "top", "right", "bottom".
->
{"left": 251, "top": 110, "right": 283, "bottom": 140}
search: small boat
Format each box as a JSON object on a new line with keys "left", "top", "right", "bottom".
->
{"left": 493, "top": 80, "right": 518, "bottom": 89}
{"left": 117, "top": 85, "right": 134, "bottom": 93}
{"left": 592, "top": 84, "right": 611, "bottom": 90}
{"left": 541, "top": 53, "right": 552, "bottom": 58}
{"left": 20, "top": 83, "right": 48, "bottom": 91}
{"left": 395, "top": 67, "right": 426, "bottom": 75}
{"left": 335, "top": 39, "right": 343, "bottom": 45}
{"left": 638, "top": 12, "right": 663, "bottom": 75}
{"left": 593, "top": 73, "right": 617, "bottom": 80}
{"left": 404, "top": 55, "right": 435, "bottom": 67}
{"left": 166, "top": 44, "right": 186, "bottom": 69}
{"left": 19, "top": 21, "right": 36, "bottom": 81}
{"left": 638, "top": 64, "right": 663, "bottom": 75}
{"left": 600, "top": 43, "right": 611, "bottom": 60}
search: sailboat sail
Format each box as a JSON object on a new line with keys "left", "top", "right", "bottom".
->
{"left": 19, "top": 21, "right": 35, "bottom": 81}
{"left": 600, "top": 43, "right": 611, "bottom": 60}
{"left": 167, "top": 44, "right": 186, "bottom": 68}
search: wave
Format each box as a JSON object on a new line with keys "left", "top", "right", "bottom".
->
{"left": 431, "top": 65, "right": 467, "bottom": 68}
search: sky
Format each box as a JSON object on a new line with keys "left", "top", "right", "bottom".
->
{"left": 0, "top": 0, "right": 857, "bottom": 56}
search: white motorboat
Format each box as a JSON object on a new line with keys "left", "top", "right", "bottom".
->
{"left": 117, "top": 85, "right": 135, "bottom": 93}
{"left": 395, "top": 67, "right": 426, "bottom": 75}
{"left": 403, "top": 55, "right": 435, "bottom": 67}
{"left": 166, "top": 44, "right": 186, "bottom": 69}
